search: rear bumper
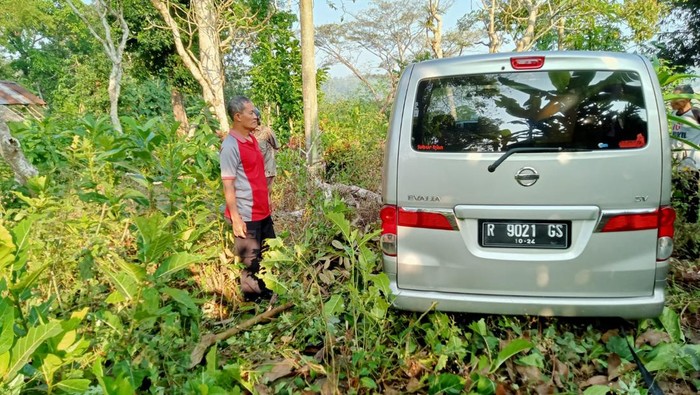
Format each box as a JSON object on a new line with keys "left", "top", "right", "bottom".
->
{"left": 389, "top": 280, "right": 666, "bottom": 319}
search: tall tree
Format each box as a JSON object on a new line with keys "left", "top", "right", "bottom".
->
{"left": 122, "top": 0, "right": 199, "bottom": 135}
{"left": 657, "top": 0, "right": 700, "bottom": 69}
{"left": 299, "top": 0, "right": 321, "bottom": 173}
{"left": 0, "top": 0, "right": 99, "bottom": 107}
{"left": 249, "top": 4, "right": 303, "bottom": 143}
{"left": 464, "top": 0, "right": 667, "bottom": 53}
{"left": 316, "top": 0, "right": 428, "bottom": 112}
{"left": 150, "top": 0, "right": 262, "bottom": 133}
{"left": 66, "top": 0, "right": 129, "bottom": 133}
{"left": 299, "top": 0, "right": 320, "bottom": 170}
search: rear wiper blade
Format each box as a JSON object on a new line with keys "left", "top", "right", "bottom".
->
{"left": 487, "top": 147, "right": 589, "bottom": 173}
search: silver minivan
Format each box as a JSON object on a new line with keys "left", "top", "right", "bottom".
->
{"left": 380, "top": 51, "right": 676, "bottom": 318}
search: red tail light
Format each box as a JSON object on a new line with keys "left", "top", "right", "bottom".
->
{"left": 601, "top": 212, "right": 658, "bottom": 232}
{"left": 657, "top": 206, "right": 676, "bottom": 238}
{"left": 398, "top": 208, "right": 455, "bottom": 230}
{"left": 600, "top": 207, "right": 676, "bottom": 235}
{"left": 380, "top": 205, "right": 398, "bottom": 256}
{"left": 511, "top": 56, "right": 545, "bottom": 70}
{"left": 380, "top": 205, "right": 456, "bottom": 256}
{"left": 380, "top": 205, "right": 397, "bottom": 235}
{"left": 600, "top": 206, "right": 676, "bottom": 261}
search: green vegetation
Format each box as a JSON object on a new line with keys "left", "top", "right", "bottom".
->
{"left": 0, "top": 90, "right": 698, "bottom": 393}
{"left": 0, "top": 0, "right": 698, "bottom": 393}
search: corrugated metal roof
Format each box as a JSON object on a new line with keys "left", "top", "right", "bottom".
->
{"left": 0, "top": 80, "right": 45, "bottom": 106}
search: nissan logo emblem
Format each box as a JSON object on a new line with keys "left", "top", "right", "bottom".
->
{"left": 514, "top": 167, "right": 539, "bottom": 187}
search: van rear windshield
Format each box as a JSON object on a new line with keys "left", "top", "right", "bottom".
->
{"left": 411, "top": 70, "right": 648, "bottom": 153}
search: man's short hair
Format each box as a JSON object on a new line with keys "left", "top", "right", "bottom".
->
{"left": 674, "top": 84, "right": 695, "bottom": 95}
{"left": 227, "top": 96, "right": 252, "bottom": 121}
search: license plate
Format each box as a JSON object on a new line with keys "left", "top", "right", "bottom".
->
{"left": 479, "top": 220, "right": 570, "bottom": 249}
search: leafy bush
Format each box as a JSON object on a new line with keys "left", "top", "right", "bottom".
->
{"left": 0, "top": 113, "right": 698, "bottom": 394}
{"left": 319, "top": 99, "right": 388, "bottom": 192}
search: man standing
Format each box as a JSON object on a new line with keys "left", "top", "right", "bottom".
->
{"left": 670, "top": 84, "right": 700, "bottom": 224}
{"left": 220, "top": 96, "right": 275, "bottom": 300}
{"left": 252, "top": 108, "right": 280, "bottom": 188}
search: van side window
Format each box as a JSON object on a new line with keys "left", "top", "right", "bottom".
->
{"left": 411, "top": 71, "right": 648, "bottom": 153}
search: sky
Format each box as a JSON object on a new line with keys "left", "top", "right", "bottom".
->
{"left": 307, "top": 0, "right": 471, "bottom": 78}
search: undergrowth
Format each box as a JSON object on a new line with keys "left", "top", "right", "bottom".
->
{"left": 0, "top": 111, "right": 697, "bottom": 395}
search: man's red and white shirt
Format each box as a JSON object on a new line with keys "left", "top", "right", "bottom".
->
{"left": 220, "top": 130, "right": 270, "bottom": 221}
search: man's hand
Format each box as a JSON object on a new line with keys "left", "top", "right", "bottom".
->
{"left": 231, "top": 215, "right": 247, "bottom": 238}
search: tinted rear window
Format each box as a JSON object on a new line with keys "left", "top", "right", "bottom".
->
{"left": 412, "top": 70, "right": 648, "bottom": 153}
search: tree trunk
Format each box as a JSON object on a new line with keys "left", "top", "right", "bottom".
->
{"left": 108, "top": 62, "right": 123, "bottom": 133}
{"left": 515, "top": 0, "right": 539, "bottom": 52}
{"left": 557, "top": 17, "right": 565, "bottom": 50}
{"left": 427, "top": 0, "right": 444, "bottom": 59}
{"left": 193, "top": 0, "right": 228, "bottom": 132}
{"left": 66, "top": 0, "right": 129, "bottom": 134}
{"left": 0, "top": 118, "right": 38, "bottom": 185}
{"left": 485, "top": 0, "right": 501, "bottom": 53}
{"left": 426, "top": 0, "right": 456, "bottom": 118}
{"left": 150, "top": 0, "right": 230, "bottom": 133}
{"left": 299, "top": 0, "right": 320, "bottom": 173}
{"left": 171, "top": 88, "right": 191, "bottom": 137}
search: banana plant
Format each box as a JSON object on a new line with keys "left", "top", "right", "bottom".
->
{"left": 653, "top": 58, "right": 700, "bottom": 150}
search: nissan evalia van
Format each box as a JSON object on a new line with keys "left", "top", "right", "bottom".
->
{"left": 380, "top": 51, "right": 676, "bottom": 318}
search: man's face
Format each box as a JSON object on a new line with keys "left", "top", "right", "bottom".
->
{"left": 236, "top": 102, "right": 259, "bottom": 131}
{"left": 671, "top": 97, "right": 690, "bottom": 112}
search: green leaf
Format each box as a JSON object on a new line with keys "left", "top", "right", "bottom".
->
{"left": 605, "top": 336, "right": 633, "bottom": 362}
{"left": 134, "top": 215, "right": 175, "bottom": 263}
{"left": 0, "top": 224, "right": 16, "bottom": 272}
{"left": 518, "top": 352, "right": 545, "bottom": 368}
{"left": 323, "top": 295, "right": 344, "bottom": 318}
{"left": 78, "top": 192, "right": 110, "bottom": 204}
{"left": 38, "top": 353, "right": 62, "bottom": 386}
{"left": 659, "top": 307, "right": 685, "bottom": 343}
{"left": 0, "top": 298, "right": 15, "bottom": 355}
{"left": 475, "top": 374, "right": 495, "bottom": 394}
{"left": 155, "top": 252, "right": 200, "bottom": 279}
{"left": 105, "top": 291, "right": 126, "bottom": 304}
{"left": 490, "top": 338, "right": 533, "bottom": 373}
{"left": 429, "top": 373, "right": 465, "bottom": 395}
{"left": 10, "top": 261, "right": 50, "bottom": 296}
{"left": 96, "top": 259, "right": 140, "bottom": 300}
{"left": 368, "top": 273, "right": 391, "bottom": 296}
{"left": 469, "top": 318, "right": 488, "bottom": 337}
{"left": 55, "top": 379, "right": 91, "bottom": 394}
{"left": 161, "top": 287, "right": 198, "bottom": 312}
{"left": 645, "top": 343, "right": 679, "bottom": 372}
{"left": 120, "top": 189, "right": 149, "bottom": 206}
{"left": 10, "top": 218, "right": 33, "bottom": 255}
{"left": 4, "top": 321, "right": 62, "bottom": 382}
{"left": 325, "top": 211, "right": 350, "bottom": 241}
{"left": 681, "top": 344, "right": 700, "bottom": 370}
{"left": 583, "top": 385, "right": 612, "bottom": 395}
{"left": 206, "top": 344, "right": 218, "bottom": 374}
{"left": 9, "top": 219, "right": 32, "bottom": 272}
{"left": 360, "top": 376, "right": 377, "bottom": 390}
{"left": 0, "top": 351, "right": 8, "bottom": 379}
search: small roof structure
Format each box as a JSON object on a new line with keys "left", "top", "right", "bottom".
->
{"left": 0, "top": 80, "right": 45, "bottom": 106}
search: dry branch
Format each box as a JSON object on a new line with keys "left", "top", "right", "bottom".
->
{"left": 189, "top": 302, "right": 293, "bottom": 369}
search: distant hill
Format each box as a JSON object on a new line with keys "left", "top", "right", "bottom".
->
{"left": 321, "top": 75, "right": 383, "bottom": 102}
